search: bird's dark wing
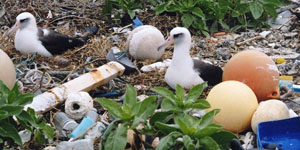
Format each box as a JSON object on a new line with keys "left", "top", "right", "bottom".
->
{"left": 38, "top": 28, "right": 85, "bottom": 55}
{"left": 193, "top": 59, "right": 223, "bottom": 86}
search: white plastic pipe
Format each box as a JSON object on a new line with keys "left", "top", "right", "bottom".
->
{"left": 25, "top": 61, "right": 125, "bottom": 114}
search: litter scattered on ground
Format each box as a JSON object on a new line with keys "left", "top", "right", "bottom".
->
{"left": 0, "top": 0, "right": 300, "bottom": 149}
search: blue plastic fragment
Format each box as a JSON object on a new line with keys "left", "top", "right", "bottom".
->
{"left": 132, "top": 17, "right": 143, "bottom": 28}
{"left": 96, "top": 90, "right": 123, "bottom": 97}
{"left": 279, "top": 80, "right": 300, "bottom": 93}
{"left": 69, "top": 110, "right": 98, "bottom": 139}
{"left": 69, "top": 117, "right": 94, "bottom": 139}
{"left": 257, "top": 116, "right": 300, "bottom": 150}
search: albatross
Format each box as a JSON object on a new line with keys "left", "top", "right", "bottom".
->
{"left": 7, "top": 12, "right": 86, "bottom": 57}
{"left": 158, "top": 27, "right": 223, "bottom": 89}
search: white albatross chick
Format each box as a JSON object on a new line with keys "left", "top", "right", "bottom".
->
{"left": 159, "top": 27, "right": 204, "bottom": 89}
{"left": 126, "top": 25, "right": 165, "bottom": 60}
{"left": 7, "top": 12, "right": 84, "bottom": 57}
{"left": 158, "top": 27, "right": 223, "bottom": 89}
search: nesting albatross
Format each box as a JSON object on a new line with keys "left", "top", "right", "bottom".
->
{"left": 158, "top": 27, "right": 223, "bottom": 89}
{"left": 7, "top": 12, "right": 85, "bottom": 57}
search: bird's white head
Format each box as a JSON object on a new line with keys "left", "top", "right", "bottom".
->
{"left": 158, "top": 27, "right": 191, "bottom": 51}
{"left": 7, "top": 12, "right": 37, "bottom": 36}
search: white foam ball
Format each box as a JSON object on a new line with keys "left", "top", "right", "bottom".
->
{"left": 251, "top": 99, "right": 290, "bottom": 134}
{"left": 126, "top": 25, "right": 165, "bottom": 60}
{"left": 65, "top": 92, "right": 93, "bottom": 120}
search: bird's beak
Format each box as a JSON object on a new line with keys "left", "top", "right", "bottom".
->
{"left": 7, "top": 21, "right": 21, "bottom": 36}
{"left": 157, "top": 36, "right": 174, "bottom": 51}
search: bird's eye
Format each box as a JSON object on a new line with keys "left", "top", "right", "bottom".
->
{"left": 173, "top": 33, "right": 183, "bottom": 39}
{"left": 20, "top": 18, "right": 28, "bottom": 23}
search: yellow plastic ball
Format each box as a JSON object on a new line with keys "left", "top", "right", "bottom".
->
{"left": 0, "top": 49, "right": 16, "bottom": 89}
{"left": 206, "top": 81, "right": 258, "bottom": 133}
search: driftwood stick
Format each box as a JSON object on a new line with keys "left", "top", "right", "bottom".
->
{"left": 236, "top": 36, "right": 264, "bottom": 46}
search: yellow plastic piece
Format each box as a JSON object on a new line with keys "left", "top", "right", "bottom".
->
{"left": 279, "top": 75, "right": 293, "bottom": 81}
{"left": 276, "top": 57, "right": 286, "bottom": 64}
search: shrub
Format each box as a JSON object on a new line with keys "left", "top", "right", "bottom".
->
{"left": 0, "top": 81, "right": 53, "bottom": 148}
{"left": 97, "top": 83, "right": 236, "bottom": 150}
{"left": 155, "top": 0, "right": 283, "bottom": 35}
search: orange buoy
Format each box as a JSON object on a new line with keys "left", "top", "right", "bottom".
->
{"left": 223, "top": 50, "right": 280, "bottom": 101}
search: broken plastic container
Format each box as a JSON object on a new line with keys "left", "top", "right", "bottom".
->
{"left": 56, "top": 139, "right": 94, "bottom": 150}
{"left": 257, "top": 116, "right": 300, "bottom": 150}
{"left": 53, "top": 112, "right": 79, "bottom": 137}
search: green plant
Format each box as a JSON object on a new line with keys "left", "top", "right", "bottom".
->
{"left": 103, "top": 0, "right": 143, "bottom": 19}
{"left": 151, "top": 83, "right": 236, "bottom": 150}
{"left": 155, "top": 0, "right": 208, "bottom": 36}
{"left": 0, "top": 81, "right": 54, "bottom": 148}
{"left": 156, "top": 0, "right": 282, "bottom": 35}
{"left": 97, "top": 83, "right": 237, "bottom": 150}
{"left": 97, "top": 84, "right": 158, "bottom": 150}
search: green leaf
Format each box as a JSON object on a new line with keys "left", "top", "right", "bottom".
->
{"left": 194, "top": 124, "right": 223, "bottom": 138}
{"left": 185, "top": 83, "right": 206, "bottom": 103}
{"left": 40, "top": 123, "right": 54, "bottom": 139}
{"left": 131, "top": 96, "right": 157, "bottom": 128}
{"left": 175, "top": 84, "right": 185, "bottom": 103}
{"left": 198, "top": 136, "right": 220, "bottom": 150}
{"left": 155, "top": 122, "right": 179, "bottom": 134}
{"left": 219, "top": 20, "right": 229, "bottom": 30}
{"left": 7, "top": 83, "right": 19, "bottom": 104}
{"left": 183, "top": 135, "right": 194, "bottom": 150}
{"left": 191, "top": 7, "right": 205, "bottom": 18}
{"left": 215, "top": 4, "right": 228, "bottom": 20}
{"left": 197, "top": 109, "right": 220, "bottom": 130}
{"left": 175, "top": 116, "right": 196, "bottom": 135}
{"left": 123, "top": 84, "right": 137, "bottom": 113}
{"left": 0, "top": 105, "right": 23, "bottom": 117}
{"left": 33, "top": 129, "right": 45, "bottom": 145}
{"left": 166, "top": 5, "right": 181, "bottom": 12}
{"left": 97, "top": 98, "right": 130, "bottom": 120}
{"left": 259, "top": 0, "right": 282, "bottom": 6}
{"left": 184, "top": 99, "right": 210, "bottom": 110}
{"left": 235, "top": 4, "right": 250, "bottom": 15}
{"left": 181, "top": 13, "right": 194, "bottom": 28}
{"left": 13, "top": 93, "right": 34, "bottom": 106}
{"left": 17, "top": 110, "right": 36, "bottom": 126}
{"left": 211, "top": 131, "right": 237, "bottom": 150}
{"left": 161, "top": 99, "right": 182, "bottom": 112}
{"left": 201, "top": 31, "right": 210, "bottom": 37}
{"left": 150, "top": 112, "right": 173, "bottom": 125}
{"left": 230, "top": 25, "right": 243, "bottom": 32}
{"left": 103, "top": 0, "right": 113, "bottom": 15}
{"left": 104, "top": 123, "right": 127, "bottom": 150}
{"left": 156, "top": 131, "right": 182, "bottom": 150}
{"left": 155, "top": 3, "right": 168, "bottom": 14}
{"left": 151, "top": 87, "right": 177, "bottom": 104}
{"left": 0, "top": 80, "right": 10, "bottom": 105}
{"left": 100, "top": 121, "right": 118, "bottom": 149}
{"left": 127, "top": 9, "right": 135, "bottom": 19}
{"left": 0, "top": 122, "right": 22, "bottom": 145}
{"left": 0, "top": 110, "right": 8, "bottom": 120}
{"left": 250, "top": 1, "right": 264, "bottom": 19}
{"left": 264, "top": 4, "right": 277, "bottom": 18}
{"left": 231, "top": 10, "right": 240, "bottom": 17}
